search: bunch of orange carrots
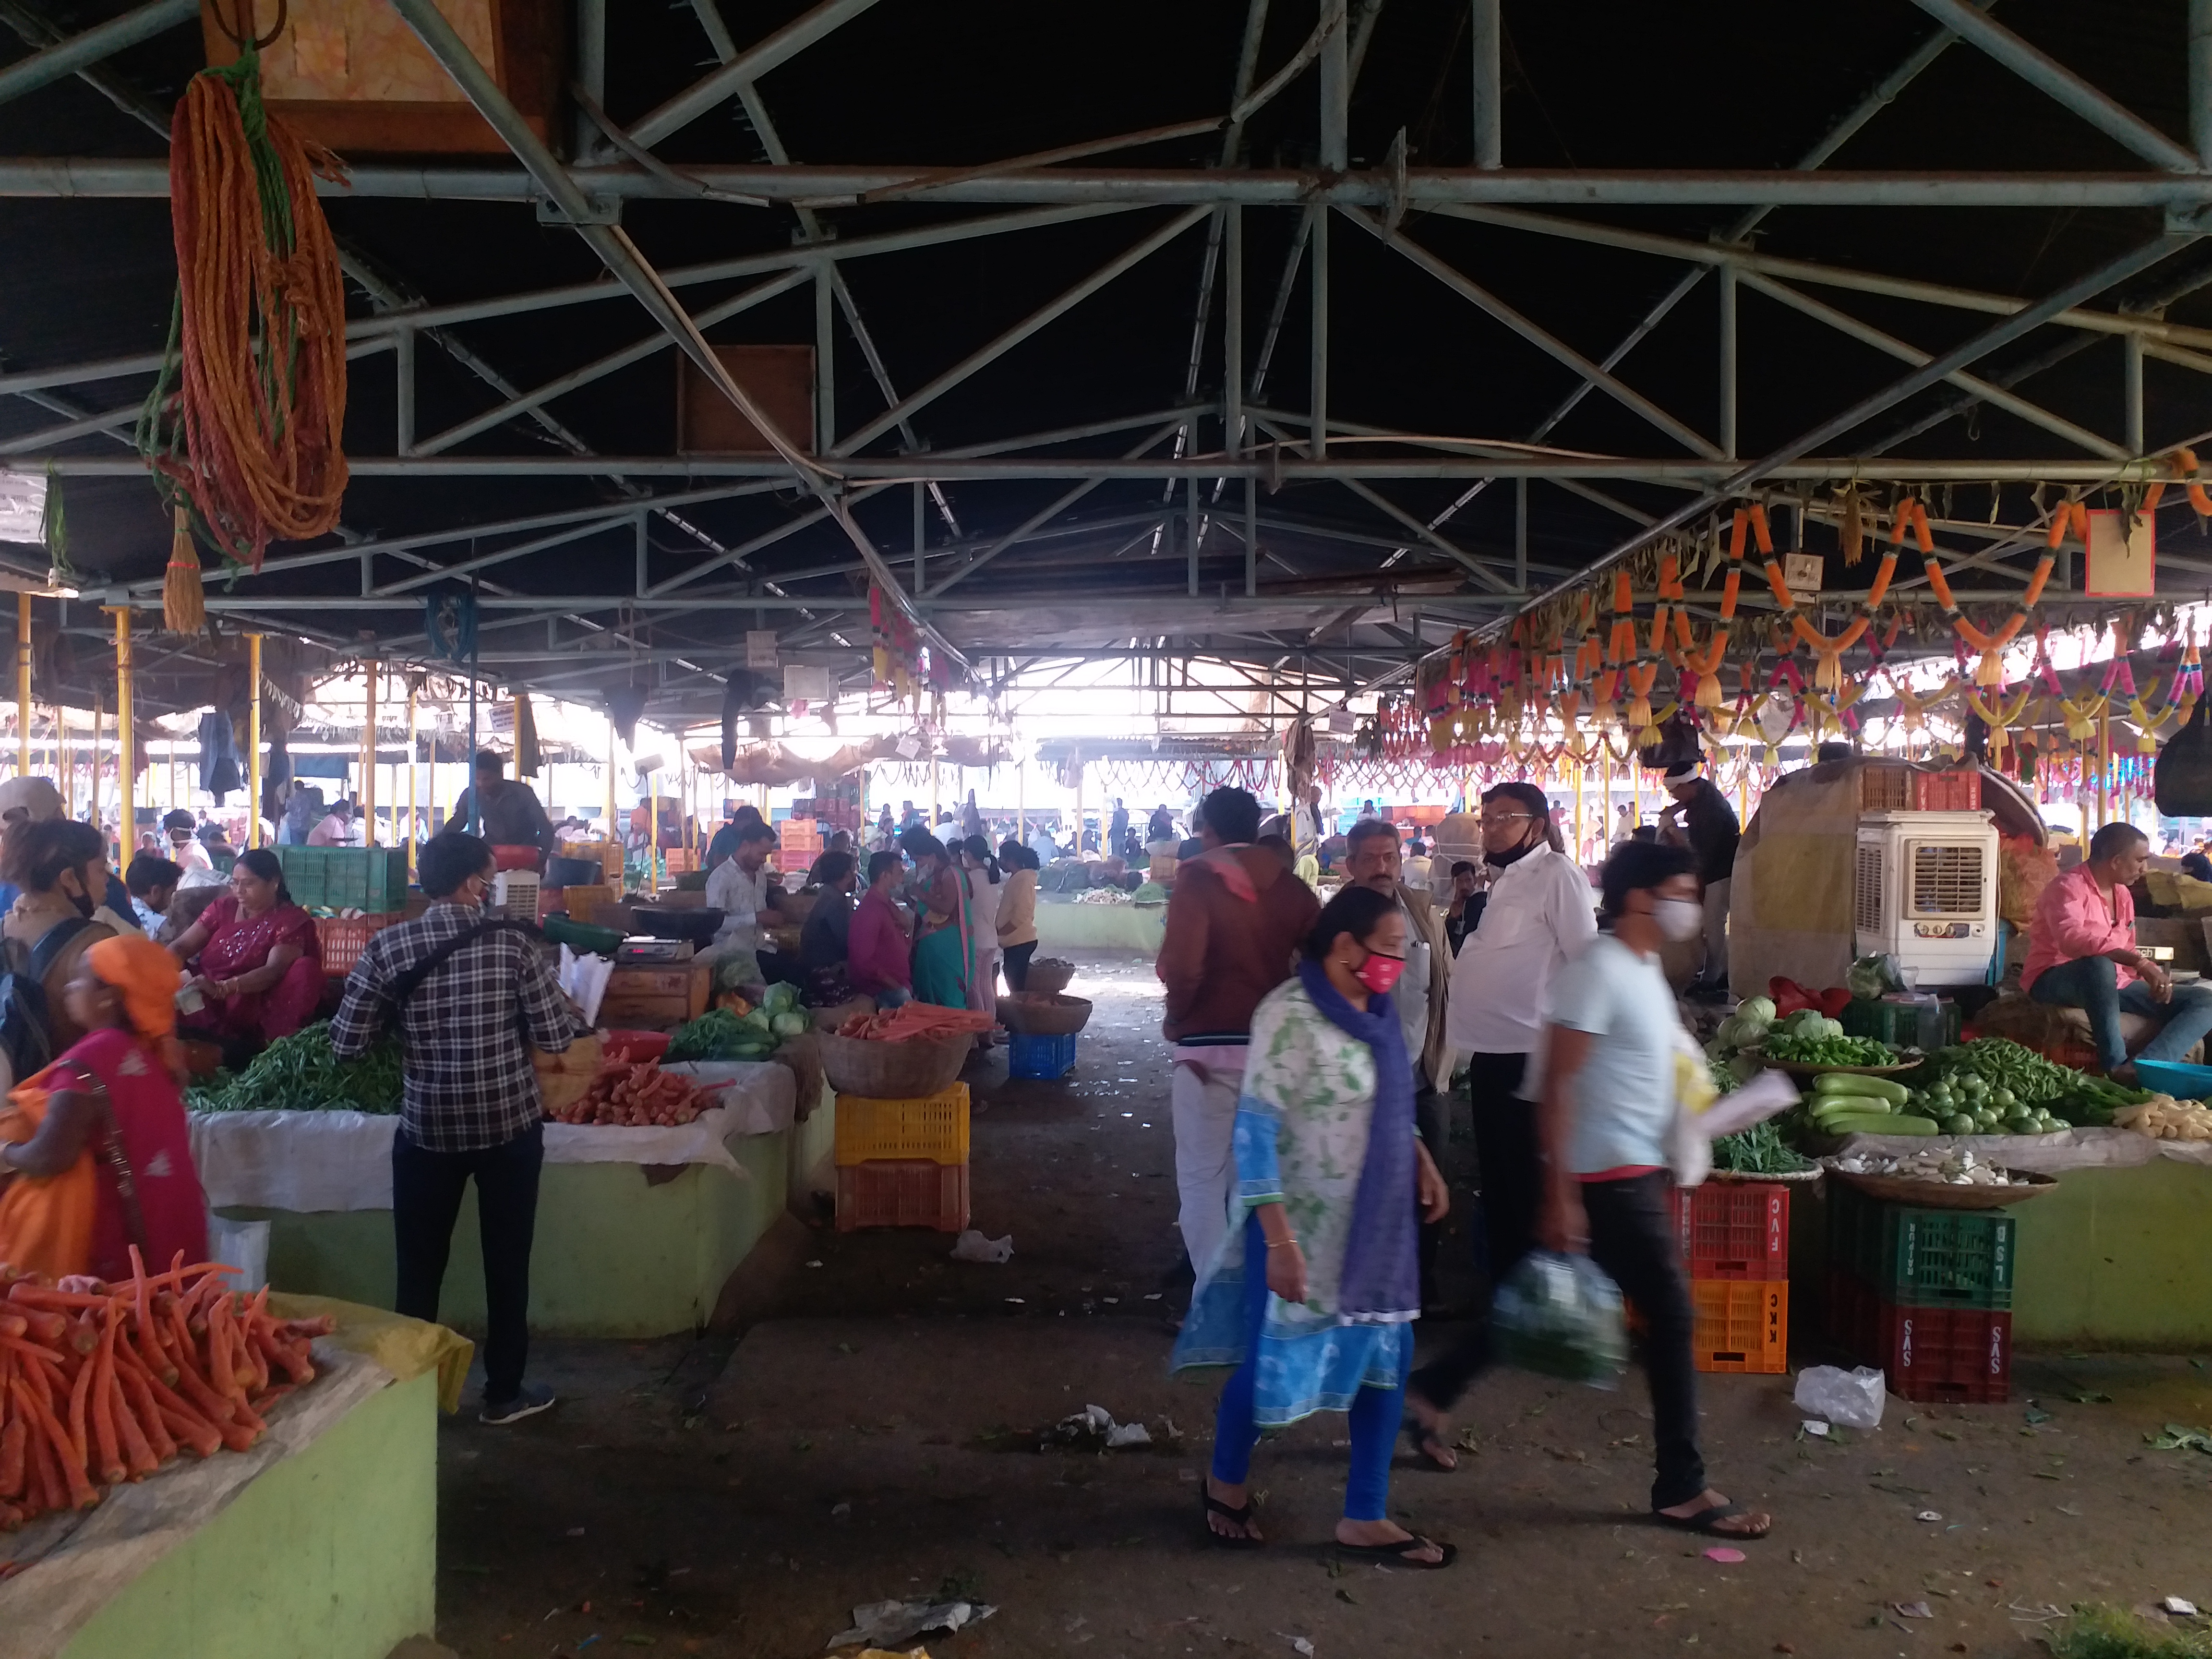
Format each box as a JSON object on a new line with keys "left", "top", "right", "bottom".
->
{"left": 835, "top": 1002, "right": 996, "bottom": 1042}
{"left": 0, "top": 1250, "right": 331, "bottom": 1530}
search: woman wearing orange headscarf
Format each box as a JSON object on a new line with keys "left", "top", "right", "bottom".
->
{"left": 0, "top": 935, "right": 208, "bottom": 1282}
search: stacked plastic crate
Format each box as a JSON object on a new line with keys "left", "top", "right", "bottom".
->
{"left": 1671, "top": 1182, "right": 1790, "bottom": 1374}
{"left": 1825, "top": 1182, "right": 2013, "bottom": 1403}
{"left": 833, "top": 1082, "right": 972, "bottom": 1232}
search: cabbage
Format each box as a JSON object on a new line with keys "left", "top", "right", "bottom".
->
{"left": 741, "top": 1008, "right": 773, "bottom": 1034}
{"left": 1714, "top": 1014, "right": 1764, "bottom": 1049}
{"left": 769, "top": 1010, "right": 808, "bottom": 1037}
{"left": 1736, "top": 996, "right": 1776, "bottom": 1026}
{"left": 763, "top": 981, "right": 800, "bottom": 1015}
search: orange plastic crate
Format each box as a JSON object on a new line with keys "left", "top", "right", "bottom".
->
{"left": 1910, "top": 767, "right": 1982, "bottom": 811}
{"left": 835, "top": 1082, "right": 971, "bottom": 1166}
{"left": 315, "top": 914, "right": 399, "bottom": 978}
{"left": 1692, "top": 1280, "right": 1788, "bottom": 1374}
{"left": 836, "top": 1159, "right": 970, "bottom": 1232}
{"left": 1671, "top": 1182, "right": 1790, "bottom": 1281}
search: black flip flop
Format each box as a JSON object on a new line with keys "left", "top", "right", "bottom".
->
{"left": 1401, "top": 1414, "right": 1459, "bottom": 1474}
{"left": 1651, "top": 1501, "right": 1770, "bottom": 1539}
{"left": 1334, "top": 1534, "right": 1457, "bottom": 1570}
{"left": 1201, "top": 1486, "right": 1263, "bottom": 1549}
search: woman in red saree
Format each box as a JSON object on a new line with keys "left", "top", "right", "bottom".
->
{"left": 168, "top": 848, "right": 322, "bottom": 1061}
{"left": 0, "top": 935, "right": 208, "bottom": 1282}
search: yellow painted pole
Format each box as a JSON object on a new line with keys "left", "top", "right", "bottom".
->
{"left": 60, "top": 703, "right": 71, "bottom": 816}
{"left": 110, "top": 608, "right": 132, "bottom": 857}
{"left": 90, "top": 688, "right": 101, "bottom": 837}
{"left": 2096, "top": 703, "right": 2111, "bottom": 829}
{"left": 1573, "top": 752, "right": 1584, "bottom": 861}
{"left": 1599, "top": 742, "right": 1611, "bottom": 850}
{"left": 246, "top": 634, "right": 263, "bottom": 848}
{"left": 14, "top": 593, "right": 28, "bottom": 777}
{"left": 1631, "top": 752, "right": 1641, "bottom": 834}
{"left": 428, "top": 727, "right": 441, "bottom": 838}
{"left": 362, "top": 661, "right": 378, "bottom": 843}
{"left": 406, "top": 682, "right": 419, "bottom": 876}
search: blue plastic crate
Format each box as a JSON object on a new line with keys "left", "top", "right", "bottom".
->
{"left": 1008, "top": 1031, "right": 1077, "bottom": 1080}
{"left": 2132, "top": 1058, "right": 2212, "bottom": 1101}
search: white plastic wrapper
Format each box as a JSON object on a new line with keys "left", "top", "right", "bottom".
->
{"left": 1793, "top": 1364, "right": 1887, "bottom": 1430}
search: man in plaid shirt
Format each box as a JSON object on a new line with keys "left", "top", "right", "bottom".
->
{"left": 332, "top": 830, "right": 586, "bottom": 1423}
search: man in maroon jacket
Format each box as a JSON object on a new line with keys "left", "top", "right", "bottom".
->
{"left": 847, "top": 850, "right": 914, "bottom": 1008}
{"left": 1155, "top": 785, "right": 1320, "bottom": 1275}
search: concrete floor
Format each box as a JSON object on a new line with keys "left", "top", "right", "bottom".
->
{"left": 427, "top": 950, "right": 2212, "bottom": 1658}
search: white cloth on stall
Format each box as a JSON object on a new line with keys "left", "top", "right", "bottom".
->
{"left": 190, "top": 1063, "right": 795, "bottom": 1212}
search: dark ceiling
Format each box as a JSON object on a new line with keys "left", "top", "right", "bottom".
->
{"left": 1, "top": 0, "right": 2210, "bottom": 721}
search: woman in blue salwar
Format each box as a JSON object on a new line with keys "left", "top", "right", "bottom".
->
{"left": 1172, "top": 884, "right": 1456, "bottom": 1566}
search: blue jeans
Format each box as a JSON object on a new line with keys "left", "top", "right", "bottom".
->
{"left": 2030, "top": 955, "right": 2212, "bottom": 1071}
{"left": 1209, "top": 1213, "right": 1405, "bottom": 1522}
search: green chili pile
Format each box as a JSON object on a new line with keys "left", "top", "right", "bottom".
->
{"left": 186, "top": 1020, "right": 405, "bottom": 1115}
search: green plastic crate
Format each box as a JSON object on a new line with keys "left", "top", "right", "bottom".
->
{"left": 275, "top": 845, "right": 328, "bottom": 910}
{"left": 323, "top": 848, "right": 409, "bottom": 914}
{"left": 1827, "top": 1181, "right": 2014, "bottom": 1309}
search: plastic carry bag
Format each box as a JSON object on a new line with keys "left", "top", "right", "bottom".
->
{"left": 1492, "top": 1250, "right": 1629, "bottom": 1388}
{"left": 1792, "top": 1364, "right": 1886, "bottom": 1430}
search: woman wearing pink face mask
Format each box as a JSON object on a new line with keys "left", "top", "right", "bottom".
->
{"left": 1171, "top": 885, "right": 1454, "bottom": 1566}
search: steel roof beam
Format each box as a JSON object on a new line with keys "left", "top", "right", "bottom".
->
{"left": 1905, "top": 0, "right": 2201, "bottom": 174}
{"left": 384, "top": 0, "right": 968, "bottom": 676}
{"left": 25, "top": 160, "right": 2212, "bottom": 208}
{"left": 626, "top": 0, "right": 881, "bottom": 150}
{"left": 0, "top": 0, "right": 192, "bottom": 112}
{"left": 22, "top": 453, "right": 2175, "bottom": 483}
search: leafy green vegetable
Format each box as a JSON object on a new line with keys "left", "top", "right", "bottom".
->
{"left": 1930, "top": 1037, "right": 2077, "bottom": 1108}
{"left": 1761, "top": 1030, "right": 1897, "bottom": 1067}
{"left": 1736, "top": 996, "right": 1777, "bottom": 1025}
{"left": 1712, "top": 1119, "right": 1815, "bottom": 1175}
{"left": 667, "top": 1007, "right": 783, "bottom": 1062}
{"left": 186, "top": 1021, "right": 404, "bottom": 1114}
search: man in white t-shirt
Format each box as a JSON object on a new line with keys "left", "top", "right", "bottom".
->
{"left": 1537, "top": 840, "right": 1771, "bottom": 1542}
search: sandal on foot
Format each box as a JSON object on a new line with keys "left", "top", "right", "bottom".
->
{"left": 1201, "top": 1487, "right": 1263, "bottom": 1549}
{"left": 1401, "top": 1414, "right": 1459, "bottom": 1474}
{"left": 1651, "top": 1501, "right": 1770, "bottom": 1539}
{"left": 1334, "top": 1534, "right": 1458, "bottom": 1570}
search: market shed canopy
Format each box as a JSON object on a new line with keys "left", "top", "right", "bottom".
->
{"left": 3, "top": 0, "right": 2212, "bottom": 722}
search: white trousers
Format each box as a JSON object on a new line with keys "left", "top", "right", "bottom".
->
{"left": 1701, "top": 876, "right": 1731, "bottom": 986}
{"left": 1170, "top": 1045, "right": 1247, "bottom": 1275}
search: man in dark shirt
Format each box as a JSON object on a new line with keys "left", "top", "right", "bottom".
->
{"left": 798, "top": 850, "right": 858, "bottom": 1002}
{"left": 1659, "top": 760, "right": 1741, "bottom": 997}
{"left": 451, "top": 751, "right": 555, "bottom": 871}
{"left": 331, "top": 831, "right": 587, "bottom": 1424}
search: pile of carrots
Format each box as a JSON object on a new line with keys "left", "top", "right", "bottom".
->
{"left": 835, "top": 1002, "right": 996, "bottom": 1041}
{"left": 0, "top": 1251, "right": 330, "bottom": 1529}
{"left": 548, "top": 1058, "right": 707, "bottom": 1128}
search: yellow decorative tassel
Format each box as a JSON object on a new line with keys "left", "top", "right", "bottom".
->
{"left": 1695, "top": 670, "right": 1724, "bottom": 709}
{"left": 1974, "top": 649, "right": 2005, "bottom": 687}
{"left": 1625, "top": 692, "right": 1652, "bottom": 733}
{"left": 1814, "top": 649, "right": 1843, "bottom": 695}
{"left": 162, "top": 505, "right": 205, "bottom": 633}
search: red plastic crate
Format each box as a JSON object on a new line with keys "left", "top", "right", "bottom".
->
{"left": 1692, "top": 1280, "right": 1789, "bottom": 1374}
{"left": 835, "top": 1159, "right": 970, "bottom": 1232}
{"left": 1671, "top": 1182, "right": 1790, "bottom": 1281}
{"left": 1878, "top": 1302, "right": 2010, "bottom": 1403}
{"left": 1910, "top": 767, "right": 1982, "bottom": 811}
{"left": 314, "top": 914, "right": 399, "bottom": 978}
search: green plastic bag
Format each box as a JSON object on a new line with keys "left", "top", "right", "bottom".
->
{"left": 1492, "top": 1250, "right": 1629, "bottom": 1388}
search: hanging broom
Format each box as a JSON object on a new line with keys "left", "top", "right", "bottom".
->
{"left": 163, "top": 505, "right": 205, "bottom": 633}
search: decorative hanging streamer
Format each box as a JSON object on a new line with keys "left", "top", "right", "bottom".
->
{"left": 1623, "top": 661, "right": 1661, "bottom": 742}
{"left": 1754, "top": 499, "right": 1890, "bottom": 693}
{"left": 1964, "top": 683, "right": 2032, "bottom": 757}
{"left": 1607, "top": 568, "right": 1637, "bottom": 665}
{"left": 1916, "top": 496, "right": 2064, "bottom": 685}
{"left": 1884, "top": 673, "right": 1961, "bottom": 738}
{"left": 2140, "top": 448, "right": 2212, "bottom": 520}
{"left": 2176, "top": 627, "right": 2204, "bottom": 702}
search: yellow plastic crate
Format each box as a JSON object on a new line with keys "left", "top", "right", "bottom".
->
{"left": 834, "top": 1082, "right": 971, "bottom": 1166}
{"left": 1693, "top": 1280, "right": 1789, "bottom": 1374}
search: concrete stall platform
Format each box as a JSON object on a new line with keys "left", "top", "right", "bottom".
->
{"left": 1034, "top": 896, "right": 1164, "bottom": 954}
{"left": 0, "top": 1354, "right": 438, "bottom": 1659}
{"left": 191, "top": 1071, "right": 836, "bottom": 1338}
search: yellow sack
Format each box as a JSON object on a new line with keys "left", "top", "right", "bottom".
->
{"left": 267, "top": 1292, "right": 476, "bottom": 1416}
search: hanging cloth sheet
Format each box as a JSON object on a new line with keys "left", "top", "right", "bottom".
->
{"left": 197, "top": 709, "right": 240, "bottom": 803}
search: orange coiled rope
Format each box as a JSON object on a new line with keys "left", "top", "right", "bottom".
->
{"left": 138, "top": 37, "right": 348, "bottom": 617}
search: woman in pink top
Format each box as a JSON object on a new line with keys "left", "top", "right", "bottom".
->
{"left": 2026, "top": 822, "right": 2212, "bottom": 1077}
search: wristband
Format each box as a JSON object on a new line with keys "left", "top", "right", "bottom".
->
{"left": 1265, "top": 1236, "right": 1299, "bottom": 1250}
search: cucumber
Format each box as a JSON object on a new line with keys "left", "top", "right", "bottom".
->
{"left": 1813, "top": 1095, "right": 1890, "bottom": 1118}
{"left": 1811, "top": 1073, "right": 1911, "bottom": 1105}
{"left": 1819, "top": 1110, "right": 1939, "bottom": 1137}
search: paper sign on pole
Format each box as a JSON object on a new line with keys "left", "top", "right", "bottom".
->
{"left": 1782, "top": 553, "right": 1825, "bottom": 596}
{"left": 2084, "top": 507, "right": 2155, "bottom": 598}
{"left": 783, "top": 664, "right": 834, "bottom": 702}
{"left": 745, "top": 630, "right": 781, "bottom": 670}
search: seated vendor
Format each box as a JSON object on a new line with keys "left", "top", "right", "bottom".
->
{"left": 705, "top": 819, "right": 793, "bottom": 981}
{"left": 806, "top": 830, "right": 854, "bottom": 888}
{"left": 798, "top": 850, "right": 859, "bottom": 1005}
{"left": 2, "top": 818, "right": 122, "bottom": 1065}
{"left": 848, "top": 849, "right": 914, "bottom": 1010}
{"left": 125, "top": 853, "right": 183, "bottom": 937}
{"left": 167, "top": 847, "right": 324, "bottom": 1064}
{"left": 0, "top": 935, "right": 209, "bottom": 1282}
{"left": 2025, "top": 821, "right": 2212, "bottom": 1079}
